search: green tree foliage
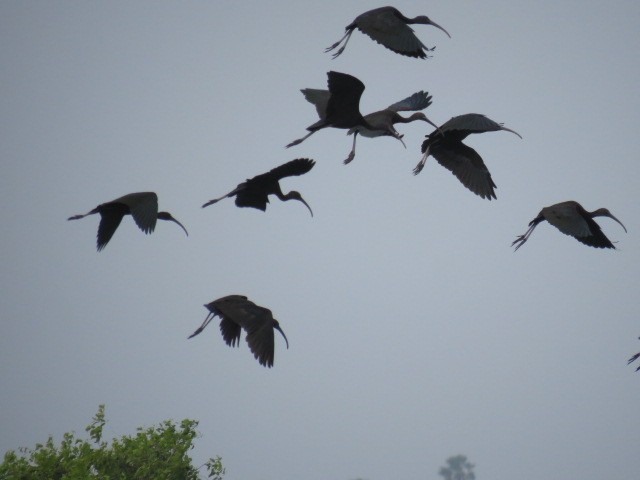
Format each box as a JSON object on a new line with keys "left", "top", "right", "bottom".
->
{"left": 438, "top": 454, "right": 476, "bottom": 480}
{"left": 0, "top": 405, "right": 225, "bottom": 480}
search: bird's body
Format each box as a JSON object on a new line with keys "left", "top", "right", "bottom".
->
{"left": 286, "top": 71, "right": 379, "bottom": 149}
{"left": 344, "top": 90, "right": 438, "bottom": 163}
{"left": 188, "top": 295, "right": 289, "bottom": 368}
{"left": 512, "top": 201, "right": 627, "bottom": 250}
{"left": 414, "top": 113, "right": 522, "bottom": 200}
{"left": 202, "top": 158, "right": 315, "bottom": 216}
{"left": 68, "top": 192, "right": 188, "bottom": 251}
{"left": 289, "top": 76, "right": 437, "bottom": 163}
{"left": 325, "top": 6, "right": 450, "bottom": 59}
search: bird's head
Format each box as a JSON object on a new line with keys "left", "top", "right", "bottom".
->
{"left": 592, "top": 208, "right": 627, "bottom": 233}
{"left": 286, "top": 191, "right": 314, "bottom": 217}
{"left": 414, "top": 16, "right": 451, "bottom": 38}
{"left": 273, "top": 320, "right": 289, "bottom": 349}
{"left": 157, "top": 211, "right": 189, "bottom": 236}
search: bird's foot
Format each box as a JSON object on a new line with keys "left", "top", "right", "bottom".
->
{"left": 343, "top": 152, "right": 355, "bottom": 165}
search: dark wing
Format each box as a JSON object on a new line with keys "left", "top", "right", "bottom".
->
{"left": 301, "top": 89, "right": 330, "bottom": 119}
{"left": 263, "top": 158, "right": 316, "bottom": 180}
{"left": 228, "top": 301, "right": 278, "bottom": 368}
{"left": 357, "top": 8, "right": 428, "bottom": 58}
{"left": 386, "top": 90, "right": 432, "bottom": 112}
{"left": 126, "top": 192, "right": 158, "bottom": 234}
{"left": 96, "top": 203, "right": 129, "bottom": 251}
{"left": 325, "top": 71, "right": 366, "bottom": 127}
{"left": 234, "top": 182, "right": 269, "bottom": 211}
{"left": 544, "top": 205, "right": 616, "bottom": 249}
{"left": 439, "top": 113, "right": 503, "bottom": 134}
{"left": 210, "top": 295, "right": 250, "bottom": 347}
{"left": 219, "top": 316, "right": 242, "bottom": 347}
{"left": 430, "top": 141, "right": 497, "bottom": 200}
{"left": 573, "top": 216, "right": 616, "bottom": 248}
{"left": 246, "top": 318, "right": 277, "bottom": 368}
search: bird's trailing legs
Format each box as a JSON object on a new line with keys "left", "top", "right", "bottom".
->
{"left": 413, "top": 144, "right": 430, "bottom": 175}
{"left": 511, "top": 217, "right": 543, "bottom": 251}
{"left": 187, "top": 311, "right": 215, "bottom": 339}
{"left": 67, "top": 208, "right": 99, "bottom": 221}
{"left": 286, "top": 131, "right": 316, "bottom": 148}
{"left": 202, "top": 187, "right": 241, "bottom": 208}
{"left": 325, "top": 30, "right": 354, "bottom": 59}
{"left": 344, "top": 132, "right": 406, "bottom": 165}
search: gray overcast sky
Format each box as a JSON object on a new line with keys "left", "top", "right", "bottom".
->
{"left": 1, "top": 1, "right": 639, "bottom": 479}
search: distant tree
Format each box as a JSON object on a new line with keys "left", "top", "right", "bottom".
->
{"left": 0, "top": 405, "right": 225, "bottom": 480}
{"left": 438, "top": 454, "right": 475, "bottom": 480}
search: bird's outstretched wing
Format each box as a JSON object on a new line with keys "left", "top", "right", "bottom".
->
{"left": 263, "top": 158, "right": 316, "bottom": 180}
{"left": 430, "top": 142, "right": 497, "bottom": 200}
{"left": 246, "top": 320, "right": 276, "bottom": 367}
{"left": 547, "top": 209, "right": 616, "bottom": 249}
{"left": 96, "top": 203, "right": 128, "bottom": 251}
{"left": 325, "top": 71, "right": 366, "bottom": 123}
{"left": 219, "top": 316, "right": 242, "bottom": 347}
{"left": 301, "top": 89, "right": 331, "bottom": 119}
{"left": 234, "top": 184, "right": 269, "bottom": 211}
{"left": 386, "top": 91, "right": 432, "bottom": 112}
{"left": 438, "top": 113, "right": 502, "bottom": 134}
{"left": 127, "top": 192, "right": 159, "bottom": 234}
{"left": 357, "top": 12, "right": 428, "bottom": 58}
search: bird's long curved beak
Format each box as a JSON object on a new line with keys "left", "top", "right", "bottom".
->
{"left": 424, "top": 116, "right": 444, "bottom": 136}
{"left": 299, "top": 197, "right": 314, "bottom": 217}
{"left": 607, "top": 213, "right": 627, "bottom": 233}
{"left": 430, "top": 20, "right": 451, "bottom": 38}
{"left": 502, "top": 126, "right": 523, "bottom": 139}
{"left": 170, "top": 217, "right": 189, "bottom": 236}
{"left": 188, "top": 312, "right": 214, "bottom": 339}
{"left": 275, "top": 325, "right": 289, "bottom": 349}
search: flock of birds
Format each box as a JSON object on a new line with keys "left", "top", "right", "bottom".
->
{"left": 67, "top": 6, "right": 629, "bottom": 368}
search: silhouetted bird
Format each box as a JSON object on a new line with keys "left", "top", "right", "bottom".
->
{"left": 68, "top": 192, "right": 188, "bottom": 251}
{"left": 414, "top": 113, "right": 522, "bottom": 200}
{"left": 512, "top": 201, "right": 627, "bottom": 250}
{"left": 326, "top": 6, "right": 450, "bottom": 59}
{"left": 188, "top": 295, "right": 289, "bottom": 368}
{"left": 202, "top": 158, "right": 314, "bottom": 216}
{"left": 286, "top": 71, "right": 384, "bottom": 149}
{"left": 299, "top": 89, "right": 439, "bottom": 164}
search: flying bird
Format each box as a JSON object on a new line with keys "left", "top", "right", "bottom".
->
{"left": 202, "top": 158, "right": 314, "bottom": 216}
{"left": 299, "top": 89, "right": 439, "bottom": 164}
{"left": 286, "top": 71, "right": 384, "bottom": 149}
{"left": 325, "top": 6, "right": 450, "bottom": 59}
{"left": 414, "top": 113, "right": 522, "bottom": 200}
{"left": 512, "top": 201, "right": 627, "bottom": 250}
{"left": 188, "top": 295, "right": 289, "bottom": 368}
{"left": 68, "top": 192, "right": 188, "bottom": 251}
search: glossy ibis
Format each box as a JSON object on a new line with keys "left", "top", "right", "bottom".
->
{"left": 512, "top": 201, "right": 627, "bottom": 250}
{"left": 326, "top": 6, "right": 450, "bottom": 59}
{"left": 300, "top": 89, "right": 438, "bottom": 164}
{"left": 414, "top": 113, "right": 522, "bottom": 200}
{"left": 286, "top": 71, "right": 382, "bottom": 149}
{"left": 202, "top": 158, "right": 314, "bottom": 216}
{"left": 188, "top": 295, "right": 289, "bottom": 368}
{"left": 68, "top": 192, "right": 188, "bottom": 251}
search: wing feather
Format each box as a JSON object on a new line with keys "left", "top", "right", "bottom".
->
{"left": 430, "top": 142, "right": 497, "bottom": 200}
